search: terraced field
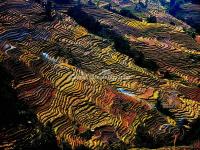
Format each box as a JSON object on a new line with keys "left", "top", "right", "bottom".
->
{"left": 0, "top": 0, "right": 200, "bottom": 149}
{"left": 100, "top": 0, "right": 191, "bottom": 30}
{"left": 69, "top": 6, "right": 200, "bottom": 85}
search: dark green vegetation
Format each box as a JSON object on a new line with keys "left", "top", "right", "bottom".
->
{"left": 183, "top": 27, "right": 196, "bottom": 38}
{"left": 146, "top": 15, "right": 157, "bottom": 23}
{"left": 120, "top": 9, "right": 142, "bottom": 21}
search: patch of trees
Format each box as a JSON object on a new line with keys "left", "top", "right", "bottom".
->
{"left": 147, "top": 15, "right": 157, "bottom": 23}
{"left": 183, "top": 27, "right": 196, "bottom": 38}
{"left": 120, "top": 9, "right": 142, "bottom": 21}
{"left": 68, "top": 6, "right": 102, "bottom": 33}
